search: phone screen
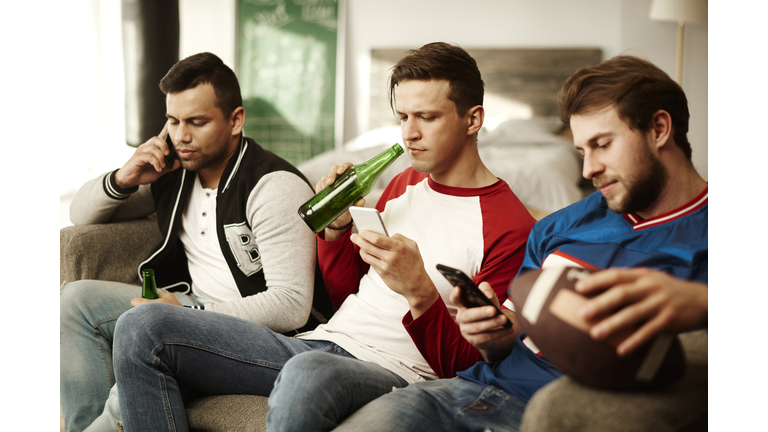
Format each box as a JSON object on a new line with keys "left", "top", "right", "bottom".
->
{"left": 349, "top": 207, "right": 389, "bottom": 236}
{"left": 436, "top": 264, "right": 512, "bottom": 329}
{"left": 165, "top": 134, "right": 179, "bottom": 167}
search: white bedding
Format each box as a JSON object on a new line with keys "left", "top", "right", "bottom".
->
{"left": 297, "top": 117, "right": 583, "bottom": 214}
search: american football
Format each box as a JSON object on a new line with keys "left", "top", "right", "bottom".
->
{"left": 509, "top": 266, "right": 686, "bottom": 391}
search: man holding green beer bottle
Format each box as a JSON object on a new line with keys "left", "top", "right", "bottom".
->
{"left": 112, "top": 42, "right": 536, "bottom": 432}
{"left": 60, "top": 52, "right": 334, "bottom": 431}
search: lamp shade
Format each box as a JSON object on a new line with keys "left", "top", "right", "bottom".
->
{"left": 649, "top": 0, "right": 708, "bottom": 24}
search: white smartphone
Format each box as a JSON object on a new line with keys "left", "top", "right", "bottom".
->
{"left": 349, "top": 207, "right": 389, "bottom": 236}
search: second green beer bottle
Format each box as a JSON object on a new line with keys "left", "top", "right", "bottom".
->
{"left": 298, "top": 143, "right": 405, "bottom": 233}
{"left": 141, "top": 268, "right": 159, "bottom": 300}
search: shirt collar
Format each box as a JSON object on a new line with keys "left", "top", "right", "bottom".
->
{"left": 622, "top": 185, "right": 708, "bottom": 230}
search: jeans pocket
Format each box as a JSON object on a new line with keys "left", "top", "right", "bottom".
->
{"left": 323, "top": 343, "right": 355, "bottom": 358}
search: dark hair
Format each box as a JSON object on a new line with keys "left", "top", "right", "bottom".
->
{"left": 558, "top": 55, "right": 691, "bottom": 161}
{"left": 389, "top": 42, "right": 484, "bottom": 117}
{"left": 159, "top": 52, "right": 242, "bottom": 118}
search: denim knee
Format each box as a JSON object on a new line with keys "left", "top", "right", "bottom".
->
{"left": 269, "top": 351, "right": 348, "bottom": 430}
{"left": 60, "top": 280, "right": 133, "bottom": 327}
{"left": 114, "top": 303, "right": 169, "bottom": 341}
{"left": 276, "top": 351, "right": 345, "bottom": 388}
{"left": 60, "top": 280, "right": 95, "bottom": 320}
{"left": 113, "top": 304, "right": 170, "bottom": 369}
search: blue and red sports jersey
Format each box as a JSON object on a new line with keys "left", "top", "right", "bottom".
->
{"left": 457, "top": 187, "right": 708, "bottom": 402}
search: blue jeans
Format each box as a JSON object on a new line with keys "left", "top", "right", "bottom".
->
{"left": 59, "top": 280, "right": 200, "bottom": 432}
{"left": 267, "top": 350, "right": 409, "bottom": 432}
{"left": 113, "top": 303, "right": 408, "bottom": 432}
{"left": 333, "top": 378, "right": 528, "bottom": 432}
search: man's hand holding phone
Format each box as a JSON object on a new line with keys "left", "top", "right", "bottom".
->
{"left": 437, "top": 264, "right": 511, "bottom": 329}
{"left": 442, "top": 266, "right": 518, "bottom": 363}
{"left": 351, "top": 222, "right": 439, "bottom": 319}
{"left": 114, "top": 122, "right": 180, "bottom": 190}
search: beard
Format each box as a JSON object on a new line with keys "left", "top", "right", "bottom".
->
{"left": 596, "top": 145, "right": 667, "bottom": 214}
{"left": 177, "top": 135, "right": 234, "bottom": 173}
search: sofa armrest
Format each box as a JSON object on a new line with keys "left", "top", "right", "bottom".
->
{"left": 60, "top": 217, "right": 163, "bottom": 287}
{"left": 520, "top": 330, "right": 708, "bottom": 432}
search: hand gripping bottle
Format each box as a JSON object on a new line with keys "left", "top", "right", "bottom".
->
{"left": 141, "top": 268, "right": 159, "bottom": 300}
{"left": 298, "top": 143, "right": 404, "bottom": 233}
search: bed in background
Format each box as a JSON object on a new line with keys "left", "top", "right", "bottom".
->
{"left": 298, "top": 48, "right": 602, "bottom": 218}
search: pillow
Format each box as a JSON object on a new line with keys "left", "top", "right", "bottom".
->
{"left": 343, "top": 126, "right": 402, "bottom": 151}
{"left": 479, "top": 116, "right": 566, "bottom": 147}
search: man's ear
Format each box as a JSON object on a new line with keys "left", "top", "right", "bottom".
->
{"left": 466, "top": 105, "right": 484, "bottom": 136}
{"left": 230, "top": 107, "right": 246, "bottom": 136}
{"left": 650, "top": 109, "right": 673, "bottom": 149}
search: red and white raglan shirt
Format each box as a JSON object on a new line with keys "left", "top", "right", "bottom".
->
{"left": 297, "top": 167, "right": 535, "bottom": 383}
{"left": 456, "top": 187, "right": 709, "bottom": 402}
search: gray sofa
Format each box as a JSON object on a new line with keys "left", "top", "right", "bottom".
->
{"left": 61, "top": 217, "right": 271, "bottom": 432}
{"left": 60, "top": 217, "right": 707, "bottom": 432}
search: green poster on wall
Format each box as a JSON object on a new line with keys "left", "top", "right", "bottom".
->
{"left": 237, "top": 0, "right": 342, "bottom": 166}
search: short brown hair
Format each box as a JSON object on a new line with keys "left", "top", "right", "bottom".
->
{"left": 159, "top": 52, "right": 242, "bottom": 118}
{"left": 558, "top": 55, "right": 691, "bottom": 161}
{"left": 389, "top": 42, "right": 484, "bottom": 117}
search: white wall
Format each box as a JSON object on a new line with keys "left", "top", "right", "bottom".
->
{"left": 342, "top": 0, "right": 621, "bottom": 142}
{"left": 179, "top": 0, "right": 706, "bottom": 179}
{"left": 338, "top": 0, "right": 707, "bottom": 179}
{"left": 61, "top": 0, "right": 709, "bottom": 200}
{"left": 179, "top": 0, "right": 237, "bottom": 67}
{"left": 619, "top": 0, "right": 708, "bottom": 179}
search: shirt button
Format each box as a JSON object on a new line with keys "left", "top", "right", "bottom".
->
{"left": 202, "top": 212, "right": 207, "bottom": 217}
{"left": 206, "top": 192, "right": 211, "bottom": 197}
{"left": 200, "top": 230, "right": 206, "bottom": 236}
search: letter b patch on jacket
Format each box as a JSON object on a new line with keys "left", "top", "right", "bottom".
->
{"left": 224, "top": 222, "right": 263, "bottom": 276}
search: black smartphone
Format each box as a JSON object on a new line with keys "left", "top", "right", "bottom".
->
{"left": 165, "top": 133, "right": 179, "bottom": 168}
{"left": 436, "top": 264, "right": 512, "bottom": 329}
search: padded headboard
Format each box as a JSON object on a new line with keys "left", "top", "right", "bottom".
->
{"left": 369, "top": 48, "right": 603, "bottom": 129}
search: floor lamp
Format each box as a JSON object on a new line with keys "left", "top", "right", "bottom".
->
{"left": 649, "top": 0, "right": 708, "bottom": 85}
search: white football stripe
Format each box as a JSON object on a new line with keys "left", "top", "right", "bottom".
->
{"left": 542, "top": 253, "right": 586, "bottom": 269}
{"left": 522, "top": 267, "right": 565, "bottom": 325}
{"left": 635, "top": 333, "right": 675, "bottom": 382}
{"left": 503, "top": 298, "right": 515, "bottom": 312}
{"left": 522, "top": 336, "right": 541, "bottom": 355}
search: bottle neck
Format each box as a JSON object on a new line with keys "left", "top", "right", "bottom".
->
{"left": 357, "top": 144, "right": 403, "bottom": 175}
{"left": 142, "top": 269, "right": 155, "bottom": 283}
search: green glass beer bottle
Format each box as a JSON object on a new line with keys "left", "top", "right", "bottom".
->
{"left": 141, "top": 268, "right": 159, "bottom": 300}
{"left": 298, "top": 143, "right": 405, "bottom": 233}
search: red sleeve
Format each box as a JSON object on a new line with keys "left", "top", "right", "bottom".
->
{"left": 404, "top": 181, "right": 536, "bottom": 378}
{"left": 403, "top": 277, "right": 515, "bottom": 378}
{"left": 403, "top": 297, "right": 483, "bottom": 378}
{"left": 317, "top": 229, "right": 369, "bottom": 309}
{"left": 474, "top": 188, "right": 536, "bottom": 305}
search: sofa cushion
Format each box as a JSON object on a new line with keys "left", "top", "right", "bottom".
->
{"left": 186, "top": 395, "right": 269, "bottom": 432}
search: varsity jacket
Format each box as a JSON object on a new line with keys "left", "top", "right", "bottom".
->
{"left": 70, "top": 136, "right": 334, "bottom": 333}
